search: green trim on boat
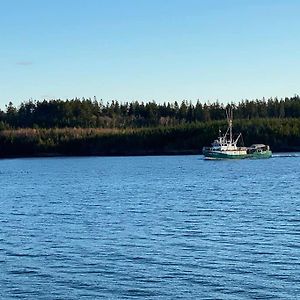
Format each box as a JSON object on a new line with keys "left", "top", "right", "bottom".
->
{"left": 203, "top": 149, "right": 272, "bottom": 159}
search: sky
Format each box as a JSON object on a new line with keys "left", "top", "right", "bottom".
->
{"left": 0, "top": 0, "right": 299, "bottom": 108}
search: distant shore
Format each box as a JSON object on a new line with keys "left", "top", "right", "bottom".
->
{"left": 0, "top": 123, "right": 300, "bottom": 158}
{"left": 1, "top": 98, "right": 300, "bottom": 157}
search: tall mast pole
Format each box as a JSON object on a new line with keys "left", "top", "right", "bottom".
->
{"left": 229, "top": 108, "right": 233, "bottom": 144}
{"left": 226, "top": 107, "right": 233, "bottom": 144}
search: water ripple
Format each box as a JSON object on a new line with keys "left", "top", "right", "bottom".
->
{"left": 0, "top": 155, "right": 299, "bottom": 299}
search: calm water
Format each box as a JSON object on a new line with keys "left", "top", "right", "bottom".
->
{"left": 0, "top": 155, "right": 299, "bottom": 299}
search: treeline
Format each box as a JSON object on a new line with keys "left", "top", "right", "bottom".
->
{"left": 0, "top": 118, "right": 300, "bottom": 157}
{"left": 1, "top": 95, "right": 300, "bottom": 129}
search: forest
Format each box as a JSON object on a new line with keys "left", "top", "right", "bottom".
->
{"left": 0, "top": 95, "right": 300, "bottom": 156}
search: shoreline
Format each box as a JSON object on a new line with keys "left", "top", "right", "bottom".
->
{"left": 0, "top": 149, "right": 299, "bottom": 159}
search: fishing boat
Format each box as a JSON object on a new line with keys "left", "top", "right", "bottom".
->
{"left": 202, "top": 108, "right": 272, "bottom": 159}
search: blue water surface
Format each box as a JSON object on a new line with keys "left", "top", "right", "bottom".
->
{"left": 0, "top": 155, "right": 299, "bottom": 299}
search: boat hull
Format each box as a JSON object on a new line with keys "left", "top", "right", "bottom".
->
{"left": 203, "top": 149, "right": 272, "bottom": 159}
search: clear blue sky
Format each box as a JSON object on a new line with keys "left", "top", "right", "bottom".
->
{"left": 0, "top": 0, "right": 299, "bottom": 108}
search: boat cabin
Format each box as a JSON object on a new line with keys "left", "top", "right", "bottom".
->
{"left": 247, "top": 144, "right": 270, "bottom": 154}
{"left": 211, "top": 138, "right": 238, "bottom": 151}
{"left": 249, "top": 144, "right": 270, "bottom": 151}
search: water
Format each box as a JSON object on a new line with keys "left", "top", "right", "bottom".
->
{"left": 0, "top": 155, "right": 299, "bottom": 299}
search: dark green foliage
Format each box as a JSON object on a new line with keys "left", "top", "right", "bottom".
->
{"left": 1, "top": 95, "right": 300, "bottom": 129}
{"left": 0, "top": 96, "right": 300, "bottom": 156}
{"left": 0, "top": 118, "right": 300, "bottom": 157}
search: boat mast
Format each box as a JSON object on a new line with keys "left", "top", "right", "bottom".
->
{"left": 226, "top": 107, "right": 233, "bottom": 144}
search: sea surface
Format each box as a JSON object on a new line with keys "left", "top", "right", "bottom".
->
{"left": 0, "top": 155, "right": 299, "bottom": 299}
